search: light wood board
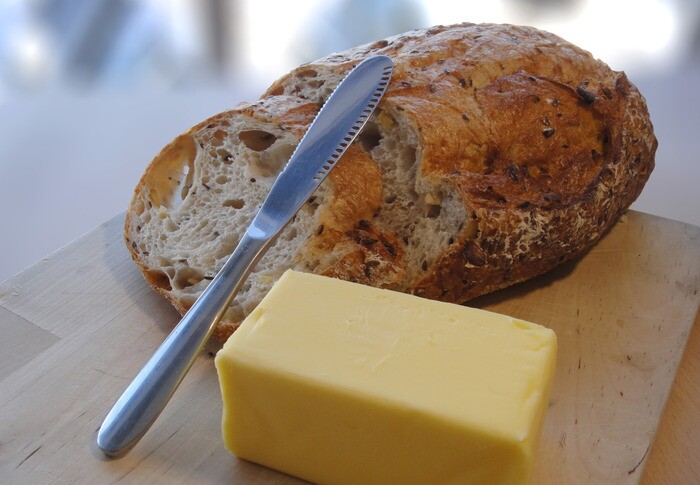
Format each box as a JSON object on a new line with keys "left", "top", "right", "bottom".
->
{"left": 0, "top": 210, "right": 698, "bottom": 484}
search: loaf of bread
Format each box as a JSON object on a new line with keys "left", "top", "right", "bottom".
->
{"left": 125, "top": 23, "right": 656, "bottom": 341}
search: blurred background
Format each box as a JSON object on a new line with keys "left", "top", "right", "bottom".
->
{"left": 1, "top": 0, "right": 699, "bottom": 282}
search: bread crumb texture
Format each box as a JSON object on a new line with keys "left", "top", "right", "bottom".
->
{"left": 124, "top": 23, "right": 656, "bottom": 341}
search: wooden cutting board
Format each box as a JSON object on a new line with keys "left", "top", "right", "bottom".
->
{"left": 0, "top": 210, "right": 698, "bottom": 484}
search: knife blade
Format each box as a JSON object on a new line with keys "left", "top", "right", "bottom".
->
{"left": 97, "top": 55, "right": 394, "bottom": 457}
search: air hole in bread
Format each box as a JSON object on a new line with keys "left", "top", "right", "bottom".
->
{"left": 307, "top": 79, "right": 325, "bottom": 89}
{"left": 358, "top": 123, "right": 382, "bottom": 152}
{"left": 176, "top": 167, "right": 193, "bottom": 205}
{"left": 164, "top": 217, "right": 178, "bottom": 232}
{"left": 249, "top": 142, "right": 295, "bottom": 177}
{"left": 297, "top": 68, "right": 318, "bottom": 78}
{"left": 156, "top": 257, "right": 174, "bottom": 272}
{"left": 482, "top": 148, "right": 497, "bottom": 174}
{"left": 147, "top": 270, "right": 172, "bottom": 291}
{"left": 216, "top": 175, "right": 230, "bottom": 185}
{"left": 306, "top": 196, "right": 320, "bottom": 209}
{"left": 173, "top": 267, "right": 204, "bottom": 290}
{"left": 223, "top": 198, "right": 245, "bottom": 209}
{"left": 239, "top": 130, "right": 277, "bottom": 151}
{"left": 211, "top": 130, "right": 227, "bottom": 147}
{"left": 281, "top": 226, "right": 298, "bottom": 241}
{"left": 426, "top": 204, "right": 441, "bottom": 218}
{"left": 217, "top": 148, "right": 233, "bottom": 164}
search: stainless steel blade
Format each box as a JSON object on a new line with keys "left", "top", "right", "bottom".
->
{"left": 249, "top": 55, "right": 393, "bottom": 239}
{"left": 96, "top": 55, "right": 394, "bottom": 457}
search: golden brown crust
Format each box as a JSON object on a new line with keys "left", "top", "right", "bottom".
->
{"left": 262, "top": 22, "right": 656, "bottom": 306}
{"left": 126, "top": 23, "right": 656, "bottom": 341}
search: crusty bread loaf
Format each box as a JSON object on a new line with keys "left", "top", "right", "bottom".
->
{"left": 125, "top": 23, "right": 656, "bottom": 341}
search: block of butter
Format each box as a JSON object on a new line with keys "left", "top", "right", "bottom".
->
{"left": 215, "top": 270, "right": 557, "bottom": 484}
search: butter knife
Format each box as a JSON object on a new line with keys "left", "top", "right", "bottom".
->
{"left": 97, "top": 55, "right": 394, "bottom": 457}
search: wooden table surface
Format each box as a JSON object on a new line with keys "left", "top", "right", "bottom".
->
{"left": 0, "top": 210, "right": 698, "bottom": 484}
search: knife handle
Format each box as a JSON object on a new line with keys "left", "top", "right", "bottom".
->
{"left": 96, "top": 231, "right": 269, "bottom": 457}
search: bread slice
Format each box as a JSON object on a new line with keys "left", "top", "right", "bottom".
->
{"left": 125, "top": 23, "right": 656, "bottom": 341}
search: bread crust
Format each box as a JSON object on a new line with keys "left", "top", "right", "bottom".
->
{"left": 125, "top": 23, "right": 656, "bottom": 340}
{"left": 263, "top": 22, "right": 655, "bottom": 303}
